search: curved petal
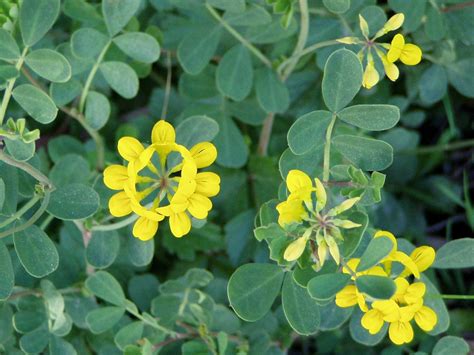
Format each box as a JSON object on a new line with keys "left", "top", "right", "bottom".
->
{"left": 335, "top": 285, "right": 358, "bottom": 308}
{"left": 374, "top": 230, "right": 398, "bottom": 252}
{"left": 400, "top": 44, "right": 422, "bottom": 65}
{"left": 389, "top": 321, "right": 413, "bottom": 345}
{"left": 405, "top": 282, "right": 426, "bottom": 304}
{"left": 361, "top": 309, "right": 385, "bottom": 335}
{"left": 286, "top": 170, "right": 313, "bottom": 201}
{"left": 373, "top": 300, "right": 400, "bottom": 323}
{"left": 387, "top": 33, "right": 405, "bottom": 63}
{"left": 169, "top": 212, "right": 191, "bottom": 238}
{"left": 118, "top": 137, "right": 144, "bottom": 162}
{"left": 103, "top": 165, "right": 129, "bottom": 190}
{"left": 109, "top": 191, "right": 133, "bottom": 217}
{"left": 414, "top": 306, "right": 437, "bottom": 332}
{"left": 411, "top": 246, "right": 435, "bottom": 273}
{"left": 187, "top": 193, "right": 212, "bottom": 220}
{"left": 195, "top": 172, "right": 220, "bottom": 197}
{"left": 151, "top": 120, "right": 175, "bottom": 145}
{"left": 362, "top": 60, "right": 380, "bottom": 89}
{"left": 189, "top": 142, "right": 217, "bottom": 168}
{"left": 133, "top": 216, "right": 159, "bottom": 241}
{"left": 283, "top": 236, "right": 308, "bottom": 261}
{"left": 392, "top": 251, "right": 420, "bottom": 278}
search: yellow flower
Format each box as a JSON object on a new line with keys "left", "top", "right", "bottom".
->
{"left": 286, "top": 169, "right": 314, "bottom": 202}
{"left": 276, "top": 197, "right": 306, "bottom": 227}
{"left": 335, "top": 285, "right": 369, "bottom": 312}
{"left": 400, "top": 246, "right": 436, "bottom": 277}
{"left": 388, "top": 306, "right": 415, "bottom": 345}
{"left": 361, "top": 299, "right": 400, "bottom": 334}
{"left": 412, "top": 302, "right": 437, "bottom": 332}
{"left": 103, "top": 120, "right": 220, "bottom": 240}
{"left": 387, "top": 34, "right": 422, "bottom": 65}
{"left": 284, "top": 230, "right": 310, "bottom": 261}
{"left": 362, "top": 52, "right": 379, "bottom": 89}
{"left": 374, "top": 13, "right": 405, "bottom": 39}
{"left": 393, "top": 278, "right": 425, "bottom": 305}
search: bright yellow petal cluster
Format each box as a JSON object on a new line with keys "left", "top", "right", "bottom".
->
{"left": 103, "top": 120, "right": 220, "bottom": 240}
{"left": 387, "top": 34, "right": 422, "bottom": 66}
{"left": 334, "top": 230, "right": 437, "bottom": 346}
{"left": 277, "top": 170, "right": 361, "bottom": 266}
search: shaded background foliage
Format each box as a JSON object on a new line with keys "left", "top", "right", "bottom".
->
{"left": 0, "top": 0, "right": 473, "bottom": 354}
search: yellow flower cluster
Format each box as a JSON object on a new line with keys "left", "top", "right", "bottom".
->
{"left": 337, "top": 13, "right": 422, "bottom": 89}
{"left": 335, "top": 231, "right": 437, "bottom": 345}
{"left": 103, "top": 120, "right": 220, "bottom": 240}
{"left": 276, "top": 170, "right": 361, "bottom": 267}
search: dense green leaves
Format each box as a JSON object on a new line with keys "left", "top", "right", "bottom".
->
{"left": 287, "top": 110, "right": 332, "bottom": 155}
{"left": 228, "top": 263, "right": 284, "bottom": 322}
{"left": 322, "top": 49, "right": 363, "bottom": 112}
{"left": 102, "top": 0, "right": 141, "bottom": 37}
{"left": 12, "top": 84, "right": 58, "bottom": 124}
{"left": 113, "top": 32, "right": 160, "bottom": 63}
{"left": 19, "top": 0, "right": 60, "bottom": 46}
{"left": 281, "top": 274, "right": 320, "bottom": 335}
{"left": 25, "top": 49, "right": 71, "bottom": 83}
{"left": 0, "top": 241, "right": 14, "bottom": 299}
{"left": 47, "top": 184, "right": 100, "bottom": 220}
{"left": 332, "top": 135, "right": 394, "bottom": 171}
{"left": 356, "top": 275, "right": 396, "bottom": 300}
{"left": 86, "top": 307, "right": 125, "bottom": 334}
{"left": 433, "top": 238, "right": 474, "bottom": 269}
{"left": 14, "top": 225, "right": 59, "bottom": 278}
{"left": 216, "top": 45, "right": 253, "bottom": 101}
{"left": 86, "top": 231, "right": 120, "bottom": 269}
{"left": 256, "top": 68, "right": 289, "bottom": 113}
{"left": 71, "top": 28, "right": 109, "bottom": 59}
{"left": 85, "top": 271, "right": 126, "bottom": 307}
{"left": 337, "top": 105, "right": 400, "bottom": 131}
{"left": 100, "top": 62, "right": 139, "bottom": 99}
{"left": 307, "top": 274, "right": 351, "bottom": 301}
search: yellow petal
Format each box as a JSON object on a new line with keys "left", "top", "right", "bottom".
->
{"left": 103, "top": 165, "right": 129, "bottom": 190}
{"left": 365, "top": 266, "right": 388, "bottom": 277}
{"left": 176, "top": 177, "right": 197, "bottom": 197}
{"left": 399, "top": 305, "right": 416, "bottom": 322}
{"left": 392, "top": 251, "right": 420, "bottom": 279}
{"left": 169, "top": 212, "right": 191, "bottom": 238}
{"left": 151, "top": 120, "right": 175, "bottom": 145}
{"left": 361, "top": 309, "right": 385, "bottom": 335}
{"left": 132, "top": 216, "right": 159, "bottom": 241}
{"left": 327, "top": 197, "right": 360, "bottom": 217}
{"left": 117, "top": 137, "right": 144, "bottom": 162}
{"left": 383, "top": 13, "right": 405, "bottom": 33}
{"left": 414, "top": 306, "right": 437, "bottom": 332}
{"left": 276, "top": 198, "right": 305, "bottom": 227}
{"left": 335, "top": 285, "right": 358, "bottom": 308}
{"left": 357, "top": 291, "right": 369, "bottom": 312}
{"left": 189, "top": 142, "right": 217, "bottom": 168}
{"left": 389, "top": 321, "right": 414, "bottom": 345}
{"left": 326, "top": 235, "right": 340, "bottom": 265}
{"left": 359, "top": 14, "right": 369, "bottom": 38}
{"left": 410, "top": 246, "right": 435, "bottom": 273}
{"left": 187, "top": 193, "right": 212, "bottom": 219}
{"left": 109, "top": 191, "right": 132, "bottom": 217}
{"left": 283, "top": 236, "right": 308, "bottom": 261}
{"left": 314, "top": 178, "right": 327, "bottom": 212}
{"left": 362, "top": 61, "right": 380, "bottom": 89}
{"left": 381, "top": 55, "right": 400, "bottom": 81}
{"left": 342, "top": 258, "right": 360, "bottom": 277}
{"left": 373, "top": 300, "right": 400, "bottom": 323}
{"left": 387, "top": 34, "right": 405, "bottom": 63}
{"left": 317, "top": 240, "right": 328, "bottom": 267}
{"left": 374, "top": 230, "right": 398, "bottom": 252}
{"left": 405, "top": 282, "right": 426, "bottom": 304}
{"left": 169, "top": 192, "right": 190, "bottom": 213}
{"left": 400, "top": 43, "right": 422, "bottom": 65}
{"left": 287, "top": 170, "right": 313, "bottom": 202}
{"left": 394, "top": 277, "right": 409, "bottom": 303}
{"left": 336, "top": 36, "right": 359, "bottom": 44}
{"left": 195, "top": 172, "right": 220, "bottom": 197}
{"left": 332, "top": 219, "right": 362, "bottom": 229}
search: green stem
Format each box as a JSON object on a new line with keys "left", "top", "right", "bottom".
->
{"left": 281, "top": 0, "right": 310, "bottom": 80}
{"left": 0, "top": 194, "right": 41, "bottom": 229}
{"left": 91, "top": 213, "right": 138, "bottom": 232}
{"left": 442, "top": 93, "right": 458, "bottom": 138}
{"left": 79, "top": 41, "right": 112, "bottom": 113}
{"left": 402, "top": 139, "right": 474, "bottom": 155}
{"left": 205, "top": 4, "right": 272, "bottom": 67}
{"left": 0, "top": 190, "right": 51, "bottom": 239}
{"left": 440, "top": 294, "right": 474, "bottom": 300}
{"left": 0, "top": 149, "right": 52, "bottom": 187}
{"left": 127, "top": 307, "right": 177, "bottom": 336}
{"left": 40, "top": 214, "right": 54, "bottom": 230}
{"left": 0, "top": 46, "right": 28, "bottom": 125}
{"left": 323, "top": 113, "right": 337, "bottom": 182}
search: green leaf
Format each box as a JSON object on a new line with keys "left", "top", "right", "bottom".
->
{"left": 100, "top": 61, "right": 139, "bottom": 99}
{"left": 332, "top": 135, "right": 393, "bottom": 171}
{"left": 433, "top": 238, "right": 474, "bottom": 269}
{"left": 50, "top": 79, "right": 82, "bottom": 106}
{"left": 0, "top": 178, "right": 4, "bottom": 211}
{"left": 356, "top": 236, "right": 394, "bottom": 272}
{"left": 0, "top": 304, "right": 14, "bottom": 344}
{"left": 4, "top": 137, "right": 35, "bottom": 162}
{"left": 255, "top": 67, "right": 290, "bottom": 113}
{"left": 48, "top": 135, "right": 86, "bottom": 163}
{"left": 433, "top": 336, "right": 469, "bottom": 355}
{"left": 228, "top": 263, "right": 284, "bottom": 322}
{"left": 287, "top": 110, "right": 333, "bottom": 155}
{"left": 388, "top": 0, "right": 426, "bottom": 33}
{"left": 350, "top": 308, "right": 388, "bottom": 346}
{"left": 307, "top": 273, "right": 351, "bottom": 301}
{"left": 340, "top": 211, "right": 369, "bottom": 257}
{"left": 337, "top": 105, "right": 400, "bottom": 131}
{"left": 0, "top": 64, "right": 19, "bottom": 81}
{"left": 355, "top": 275, "right": 396, "bottom": 300}
{"left": 12, "top": 84, "right": 58, "bottom": 124}
{"left": 85, "top": 91, "right": 111, "bottom": 130}
{"left": 419, "top": 65, "right": 447, "bottom": 104}
{"left": 14, "top": 225, "right": 59, "bottom": 278}
{"left": 0, "top": 241, "right": 14, "bottom": 300}
{"left": 425, "top": 6, "right": 446, "bottom": 41}
{"left": 19, "top": 0, "right": 60, "bottom": 46}
{"left": 421, "top": 275, "right": 449, "bottom": 335}
{"left": 224, "top": 4, "right": 272, "bottom": 26}
{"left": 323, "top": 0, "right": 350, "bottom": 14}
{"left": 182, "top": 341, "right": 209, "bottom": 355}
{"left": 208, "top": 0, "right": 245, "bottom": 12}
{"left": 49, "top": 154, "right": 90, "bottom": 187}
{"left": 216, "top": 45, "right": 253, "bottom": 101}
{"left": 102, "top": 0, "right": 141, "bottom": 37}
{"left": 319, "top": 300, "right": 353, "bottom": 330}
{"left": 175, "top": 115, "right": 219, "bottom": 148}
{"left": 322, "top": 49, "right": 362, "bottom": 112}
{"left": 19, "top": 326, "right": 50, "bottom": 354}
{"left": 126, "top": 237, "right": 154, "bottom": 267}
{"left": 447, "top": 59, "right": 474, "bottom": 98}
{"left": 71, "top": 28, "right": 109, "bottom": 59}
{"left": 49, "top": 337, "right": 77, "bottom": 355}
{"left": 86, "top": 231, "right": 120, "bottom": 269}
{"left": 281, "top": 274, "right": 320, "bottom": 335}
{"left": 86, "top": 271, "right": 126, "bottom": 306}
{"left": 0, "top": 29, "right": 20, "bottom": 61}
{"left": 25, "top": 49, "right": 71, "bottom": 83}
{"left": 213, "top": 115, "right": 248, "bottom": 168}
{"left": 114, "top": 321, "right": 144, "bottom": 350}
{"left": 113, "top": 32, "right": 160, "bottom": 63}
{"left": 47, "top": 183, "right": 100, "bottom": 220}
{"left": 177, "top": 26, "right": 222, "bottom": 75}
{"left": 86, "top": 306, "right": 125, "bottom": 334}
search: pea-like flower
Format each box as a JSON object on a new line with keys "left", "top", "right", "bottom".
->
{"left": 103, "top": 120, "right": 220, "bottom": 240}
{"left": 337, "top": 13, "right": 422, "bottom": 89}
{"left": 276, "top": 170, "right": 361, "bottom": 267}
